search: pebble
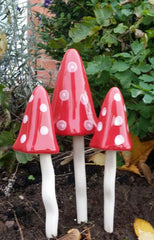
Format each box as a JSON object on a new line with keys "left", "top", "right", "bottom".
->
{"left": 5, "top": 220, "right": 15, "bottom": 229}
{"left": 19, "top": 195, "right": 24, "bottom": 200}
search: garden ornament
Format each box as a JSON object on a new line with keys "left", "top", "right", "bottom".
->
{"left": 13, "top": 85, "right": 59, "bottom": 238}
{"left": 52, "top": 48, "right": 97, "bottom": 223}
{"left": 90, "top": 87, "right": 132, "bottom": 233}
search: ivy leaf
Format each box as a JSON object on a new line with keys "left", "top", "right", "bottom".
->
{"left": 0, "top": 131, "right": 14, "bottom": 147}
{"left": 86, "top": 61, "right": 101, "bottom": 75}
{"left": 69, "top": 17, "right": 97, "bottom": 43}
{"left": 149, "top": 57, "right": 154, "bottom": 68}
{"left": 115, "top": 70, "right": 135, "bottom": 88}
{"left": 86, "top": 55, "right": 112, "bottom": 75}
{"left": 130, "top": 89, "right": 144, "bottom": 98}
{"left": 131, "top": 40, "right": 144, "bottom": 55}
{"left": 101, "top": 31, "right": 118, "bottom": 47}
{"left": 121, "top": 9, "right": 132, "bottom": 16}
{"left": 143, "top": 93, "right": 153, "bottom": 104}
{"left": 139, "top": 74, "right": 154, "bottom": 82}
{"left": 48, "top": 38, "right": 66, "bottom": 49}
{"left": 114, "top": 23, "right": 128, "bottom": 34}
{"left": 146, "top": 28, "right": 154, "bottom": 39}
{"left": 139, "top": 82, "right": 153, "bottom": 90}
{"left": 138, "top": 62, "right": 152, "bottom": 73}
{"left": 15, "top": 151, "right": 33, "bottom": 164}
{"left": 94, "top": 4, "right": 113, "bottom": 25}
{"left": 111, "top": 61, "right": 129, "bottom": 72}
{"left": 131, "top": 66, "right": 141, "bottom": 75}
{"left": 113, "top": 52, "right": 131, "bottom": 58}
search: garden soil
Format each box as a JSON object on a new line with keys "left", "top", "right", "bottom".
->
{"left": 0, "top": 150, "right": 153, "bottom": 240}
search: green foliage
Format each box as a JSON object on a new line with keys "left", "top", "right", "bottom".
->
{"left": 0, "top": 1, "right": 41, "bottom": 170}
{"left": 36, "top": 0, "right": 154, "bottom": 139}
{"left": 0, "top": 0, "right": 41, "bottom": 111}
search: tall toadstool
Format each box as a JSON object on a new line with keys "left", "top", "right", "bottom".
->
{"left": 52, "top": 49, "right": 97, "bottom": 223}
{"left": 13, "top": 86, "right": 59, "bottom": 238}
{"left": 90, "top": 87, "right": 132, "bottom": 233}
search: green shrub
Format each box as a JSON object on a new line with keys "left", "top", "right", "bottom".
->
{"left": 0, "top": 0, "right": 40, "bottom": 169}
{"left": 36, "top": 0, "right": 154, "bottom": 139}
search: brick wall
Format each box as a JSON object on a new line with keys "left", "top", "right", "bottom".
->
{"left": 30, "top": 0, "right": 58, "bottom": 87}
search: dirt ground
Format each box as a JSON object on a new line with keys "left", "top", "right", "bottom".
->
{"left": 0, "top": 149, "right": 154, "bottom": 240}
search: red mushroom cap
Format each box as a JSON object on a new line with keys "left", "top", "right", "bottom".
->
{"left": 52, "top": 49, "right": 97, "bottom": 136}
{"left": 13, "top": 86, "right": 59, "bottom": 154}
{"left": 90, "top": 87, "right": 132, "bottom": 151}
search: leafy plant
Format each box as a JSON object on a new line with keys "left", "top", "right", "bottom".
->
{"left": 0, "top": 0, "right": 40, "bottom": 170}
{"left": 35, "top": 0, "right": 154, "bottom": 139}
{"left": 0, "top": 0, "right": 41, "bottom": 111}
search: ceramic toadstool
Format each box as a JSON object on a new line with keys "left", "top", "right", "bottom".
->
{"left": 52, "top": 49, "right": 97, "bottom": 223}
{"left": 13, "top": 86, "right": 59, "bottom": 238}
{"left": 90, "top": 87, "right": 132, "bottom": 233}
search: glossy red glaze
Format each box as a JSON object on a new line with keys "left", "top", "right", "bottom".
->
{"left": 13, "top": 86, "right": 59, "bottom": 154}
{"left": 52, "top": 49, "right": 97, "bottom": 136}
{"left": 90, "top": 87, "right": 132, "bottom": 151}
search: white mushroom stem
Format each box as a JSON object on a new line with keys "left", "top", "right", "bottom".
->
{"left": 73, "top": 136, "right": 87, "bottom": 223}
{"left": 104, "top": 150, "right": 116, "bottom": 233}
{"left": 40, "top": 154, "right": 59, "bottom": 238}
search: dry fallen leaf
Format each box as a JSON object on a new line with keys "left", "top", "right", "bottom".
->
{"left": 118, "top": 164, "right": 142, "bottom": 176}
{"left": 119, "top": 132, "right": 154, "bottom": 184}
{"left": 88, "top": 152, "right": 105, "bottom": 166}
{"left": 58, "top": 228, "right": 81, "bottom": 240}
{"left": 81, "top": 227, "right": 92, "bottom": 240}
{"left": 134, "top": 218, "right": 154, "bottom": 240}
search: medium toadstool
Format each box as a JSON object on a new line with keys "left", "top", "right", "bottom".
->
{"left": 52, "top": 49, "right": 97, "bottom": 223}
{"left": 13, "top": 86, "right": 59, "bottom": 238}
{"left": 90, "top": 87, "right": 132, "bottom": 233}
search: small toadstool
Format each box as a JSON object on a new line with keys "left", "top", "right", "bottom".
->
{"left": 90, "top": 87, "right": 132, "bottom": 233}
{"left": 52, "top": 49, "right": 97, "bottom": 223}
{"left": 13, "top": 86, "right": 59, "bottom": 238}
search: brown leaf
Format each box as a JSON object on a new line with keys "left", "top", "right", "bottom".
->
{"left": 118, "top": 164, "right": 142, "bottom": 176}
{"left": 81, "top": 227, "right": 92, "bottom": 240}
{"left": 119, "top": 133, "right": 154, "bottom": 183}
{"left": 138, "top": 162, "right": 153, "bottom": 185}
{"left": 129, "top": 132, "right": 154, "bottom": 165}
{"left": 58, "top": 229, "right": 81, "bottom": 240}
{"left": 88, "top": 152, "right": 105, "bottom": 166}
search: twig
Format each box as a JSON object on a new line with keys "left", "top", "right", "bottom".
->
{"left": 26, "top": 199, "right": 44, "bottom": 224}
{"left": 13, "top": 209, "right": 24, "bottom": 240}
{"left": 8, "top": 202, "right": 24, "bottom": 240}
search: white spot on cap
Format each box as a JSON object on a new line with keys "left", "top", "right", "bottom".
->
{"left": 127, "top": 124, "right": 129, "bottom": 132}
{"left": 29, "top": 94, "right": 34, "bottom": 102}
{"left": 20, "top": 134, "right": 26, "bottom": 143}
{"left": 102, "top": 107, "right": 107, "bottom": 116}
{"left": 124, "top": 104, "right": 126, "bottom": 112}
{"left": 114, "top": 135, "right": 124, "bottom": 146}
{"left": 40, "top": 126, "right": 49, "bottom": 135}
{"left": 56, "top": 120, "right": 67, "bottom": 131}
{"left": 84, "top": 120, "right": 93, "bottom": 131}
{"left": 23, "top": 115, "right": 28, "bottom": 124}
{"left": 67, "top": 61, "right": 78, "bottom": 72}
{"left": 40, "top": 103, "right": 47, "bottom": 112}
{"left": 97, "top": 121, "right": 103, "bottom": 131}
{"left": 59, "top": 90, "right": 69, "bottom": 101}
{"left": 80, "top": 92, "right": 88, "bottom": 105}
{"left": 114, "top": 93, "right": 121, "bottom": 102}
{"left": 114, "top": 116, "right": 123, "bottom": 126}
